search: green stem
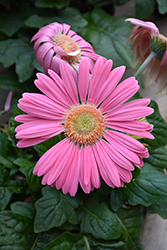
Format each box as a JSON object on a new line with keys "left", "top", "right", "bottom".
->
{"left": 83, "top": 236, "right": 90, "bottom": 250}
{"left": 134, "top": 51, "right": 157, "bottom": 79}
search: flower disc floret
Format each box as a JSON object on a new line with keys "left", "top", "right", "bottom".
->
{"left": 64, "top": 104, "right": 106, "bottom": 145}
{"left": 53, "top": 34, "right": 81, "bottom": 64}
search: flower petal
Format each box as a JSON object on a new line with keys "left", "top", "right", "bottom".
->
{"left": 100, "top": 77, "right": 139, "bottom": 113}
{"left": 95, "top": 66, "right": 125, "bottom": 106}
{"left": 78, "top": 57, "right": 90, "bottom": 103}
{"left": 60, "top": 60, "right": 79, "bottom": 104}
{"left": 88, "top": 58, "right": 112, "bottom": 102}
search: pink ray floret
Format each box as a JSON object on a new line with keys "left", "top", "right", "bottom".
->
{"left": 15, "top": 57, "right": 154, "bottom": 196}
{"left": 126, "top": 18, "right": 167, "bottom": 94}
{"left": 31, "top": 22, "right": 106, "bottom": 75}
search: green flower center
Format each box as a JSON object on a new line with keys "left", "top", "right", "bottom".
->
{"left": 64, "top": 104, "right": 106, "bottom": 145}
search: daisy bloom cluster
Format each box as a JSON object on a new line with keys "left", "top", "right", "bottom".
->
{"left": 126, "top": 18, "right": 167, "bottom": 94}
{"left": 15, "top": 57, "right": 154, "bottom": 196}
{"left": 31, "top": 22, "right": 106, "bottom": 76}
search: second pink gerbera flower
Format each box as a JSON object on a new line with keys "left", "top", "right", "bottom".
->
{"left": 31, "top": 22, "right": 105, "bottom": 75}
{"left": 15, "top": 57, "right": 154, "bottom": 196}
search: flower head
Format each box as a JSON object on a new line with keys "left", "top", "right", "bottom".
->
{"left": 31, "top": 22, "right": 105, "bottom": 75}
{"left": 15, "top": 57, "right": 154, "bottom": 196}
{"left": 126, "top": 18, "right": 167, "bottom": 94}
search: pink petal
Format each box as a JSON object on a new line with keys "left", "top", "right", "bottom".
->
{"left": 43, "top": 48, "right": 54, "bottom": 73}
{"left": 33, "top": 138, "right": 69, "bottom": 176}
{"left": 62, "top": 145, "right": 80, "bottom": 195}
{"left": 17, "top": 137, "right": 46, "bottom": 148}
{"left": 54, "top": 45, "right": 73, "bottom": 56}
{"left": 60, "top": 61, "right": 79, "bottom": 104}
{"left": 36, "top": 72, "right": 70, "bottom": 108}
{"left": 101, "top": 139, "right": 134, "bottom": 171}
{"left": 116, "top": 165, "right": 133, "bottom": 183}
{"left": 62, "top": 23, "right": 71, "bottom": 34}
{"left": 15, "top": 120, "right": 63, "bottom": 139}
{"left": 78, "top": 57, "right": 90, "bottom": 103}
{"left": 104, "top": 130, "right": 148, "bottom": 153}
{"left": 15, "top": 114, "right": 36, "bottom": 123}
{"left": 104, "top": 131, "right": 142, "bottom": 165}
{"left": 88, "top": 58, "right": 112, "bottom": 102}
{"left": 96, "top": 141, "right": 121, "bottom": 187}
{"left": 36, "top": 43, "right": 53, "bottom": 65}
{"left": 106, "top": 121, "right": 154, "bottom": 139}
{"left": 92, "top": 145, "right": 115, "bottom": 188}
{"left": 106, "top": 106, "right": 153, "bottom": 121}
{"left": 33, "top": 36, "right": 52, "bottom": 52}
{"left": 95, "top": 66, "right": 125, "bottom": 106}
{"left": 100, "top": 77, "right": 139, "bottom": 113}
{"left": 87, "top": 57, "right": 104, "bottom": 102}
{"left": 50, "top": 56, "right": 61, "bottom": 75}
{"left": 18, "top": 93, "right": 66, "bottom": 119}
{"left": 161, "top": 50, "right": 167, "bottom": 67}
{"left": 125, "top": 18, "right": 159, "bottom": 33}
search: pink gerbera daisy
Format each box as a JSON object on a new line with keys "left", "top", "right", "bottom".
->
{"left": 126, "top": 18, "right": 167, "bottom": 94}
{"left": 15, "top": 57, "right": 154, "bottom": 196}
{"left": 31, "top": 22, "right": 106, "bottom": 75}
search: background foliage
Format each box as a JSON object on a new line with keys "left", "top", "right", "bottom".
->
{"left": 0, "top": 0, "right": 167, "bottom": 249}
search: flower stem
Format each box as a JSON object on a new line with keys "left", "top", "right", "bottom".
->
{"left": 134, "top": 51, "right": 157, "bottom": 79}
{"left": 83, "top": 236, "right": 90, "bottom": 250}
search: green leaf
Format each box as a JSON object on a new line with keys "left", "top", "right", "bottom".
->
{"left": 123, "top": 163, "right": 167, "bottom": 206}
{"left": 0, "top": 132, "right": 19, "bottom": 174}
{"left": 0, "top": 71, "right": 23, "bottom": 95}
{"left": 0, "top": 39, "right": 35, "bottom": 82}
{"left": 145, "top": 147, "right": 167, "bottom": 171}
{"left": 136, "top": 0, "right": 156, "bottom": 19}
{"left": 0, "top": 210, "right": 36, "bottom": 250}
{"left": 0, "top": 0, "right": 10, "bottom": 9}
{"left": 0, "top": 10, "right": 24, "bottom": 36}
{"left": 14, "top": 158, "right": 43, "bottom": 192}
{"left": 89, "top": 238, "right": 128, "bottom": 250}
{"left": 31, "top": 229, "right": 62, "bottom": 250}
{"left": 44, "top": 233, "right": 85, "bottom": 250}
{"left": 110, "top": 167, "right": 141, "bottom": 212}
{"left": 11, "top": 202, "right": 35, "bottom": 219}
{"left": 35, "top": 0, "right": 68, "bottom": 8}
{"left": 147, "top": 197, "right": 167, "bottom": 219}
{"left": 34, "top": 186, "right": 78, "bottom": 233}
{"left": 58, "top": 7, "right": 88, "bottom": 32}
{"left": 25, "top": 14, "right": 62, "bottom": 29}
{"left": 0, "top": 164, "right": 28, "bottom": 210}
{"left": 110, "top": 188, "right": 127, "bottom": 212}
{"left": 78, "top": 198, "right": 121, "bottom": 240}
{"left": 143, "top": 100, "right": 167, "bottom": 151}
{"left": 116, "top": 206, "right": 144, "bottom": 250}
{"left": 157, "top": 0, "right": 167, "bottom": 14}
{"left": 83, "top": 7, "right": 134, "bottom": 68}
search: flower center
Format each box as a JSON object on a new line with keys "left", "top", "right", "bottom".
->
{"left": 53, "top": 34, "right": 81, "bottom": 64}
{"left": 64, "top": 104, "right": 106, "bottom": 145}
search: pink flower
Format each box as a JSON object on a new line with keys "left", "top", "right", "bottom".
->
{"left": 126, "top": 18, "right": 167, "bottom": 94}
{"left": 15, "top": 57, "right": 154, "bottom": 196}
{"left": 31, "top": 22, "right": 105, "bottom": 75}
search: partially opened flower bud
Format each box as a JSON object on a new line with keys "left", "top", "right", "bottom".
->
{"left": 31, "top": 22, "right": 106, "bottom": 76}
{"left": 126, "top": 18, "right": 167, "bottom": 94}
